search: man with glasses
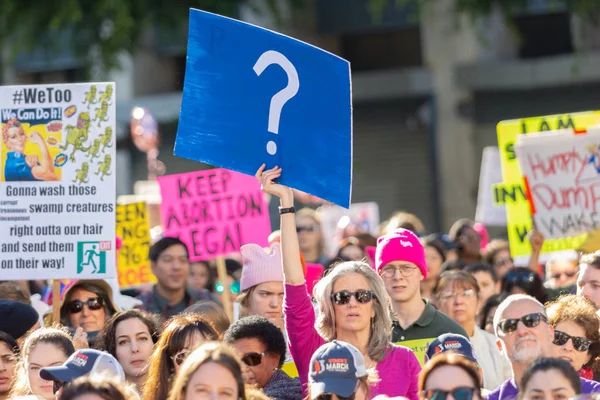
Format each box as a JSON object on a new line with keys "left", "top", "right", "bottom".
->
{"left": 488, "top": 294, "right": 600, "bottom": 400}
{"left": 137, "top": 236, "right": 219, "bottom": 323}
{"left": 375, "top": 229, "right": 467, "bottom": 365}
{"left": 224, "top": 315, "right": 302, "bottom": 400}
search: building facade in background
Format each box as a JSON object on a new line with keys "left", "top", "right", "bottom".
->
{"left": 3, "top": 0, "right": 600, "bottom": 233}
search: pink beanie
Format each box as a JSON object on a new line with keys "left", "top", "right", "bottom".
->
{"left": 473, "top": 223, "right": 489, "bottom": 249}
{"left": 240, "top": 243, "right": 284, "bottom": 291}
{"left": 375, "top": 228, "right": 427, "bottom": 278}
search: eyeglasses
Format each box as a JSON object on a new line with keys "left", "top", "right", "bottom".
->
{"left": 422, "top": 387, "right": 480, "bottom": 400}
{"left": 297, "top": 225, "right": 319, "bottom": 233}
{"left": 215, "top": 281, "right": 240, "bottom": 295}
{"left": 554, "top": 330, "right": 594, "bottom": 352}
{"left": 315, "top": 394, "right": 356, "bottom": 400}
{"left": 497, "top": 313, "right": 548, "bottom": 334}
{"left": 171, "top": 349, "right": 192, "bottom": 367}
{"left": 53, "top": 380, "right": 67, "bottom": 395}
{"left": 241, "top": 351, "right": 269, "bottom": 366}
{"left": 379, "top": 265, "right": 419, "bottom": 278}
{"left": 551, "top": 271, "right": 577, "bottom": 280}
{"left": 494, "top": 258, "right": 513, "bottom": 267}
{"left": 438, "top": 289, "right": 475, "bottom": 301}
{"left": 331, "top": 290, "right": 375, "bottom": 305}
{"left": 66, "top": 297, "right": 104, "bottom": 314}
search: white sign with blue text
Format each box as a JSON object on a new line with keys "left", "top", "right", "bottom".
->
{"left": 175, "top": 9, "right": 353, "bottom": 208}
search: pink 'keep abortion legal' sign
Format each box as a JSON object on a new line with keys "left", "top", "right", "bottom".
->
{"left": 158, "top": 168, "right": 271, "bottom": 261}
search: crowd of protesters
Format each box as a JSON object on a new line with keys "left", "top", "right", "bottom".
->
{"left": 1, "top": 164, "right": 600, "bottom": 400}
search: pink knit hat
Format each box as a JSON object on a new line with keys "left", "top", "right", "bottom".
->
{"left": 375, "top": 228, "right": 427, "bottom": 278}
{"left": 240, "top": 243, "right": 284, "bottom": 291}
{"left": 473, "top": 223, "right": 489, "bottom": 249}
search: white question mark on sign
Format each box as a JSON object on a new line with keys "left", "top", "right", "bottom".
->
{"left": 253, "top": 50, "right": 300, "bottom": 155}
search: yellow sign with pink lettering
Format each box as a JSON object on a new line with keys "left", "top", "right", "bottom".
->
{"left": 497, "top": 111, "right": 600, "bottom": 264}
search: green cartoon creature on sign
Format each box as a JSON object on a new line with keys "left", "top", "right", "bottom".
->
{"left": 83, "top": 85, "right": 97, "bottom": 108}
{"left": 86, "top": 139, "right": 102, "bottom": 162}
{"left": 62, "top": 112, "right": 91, "bottom": 162}
{"left": 94, "top": 100, "right": 109, "bottom": 127}
{"left": 99, "top": 126, "right": 113, "bottom": 151}
{"left": 98, "top": 85, "right": 113, "bottom": 104}
{"left": 73, "top": 162, "right": 90, "bottom": 184}
{"left": 95, "top": 154, "right": 112, "bottom": 181}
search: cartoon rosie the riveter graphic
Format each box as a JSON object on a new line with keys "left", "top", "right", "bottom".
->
{"left": 2, "top": 118, "right": 58, "bottom": 181}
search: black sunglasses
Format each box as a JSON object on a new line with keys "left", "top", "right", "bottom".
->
{"left": 504, "top": 270, "right": 536, "bottom": 285}
{"left": 423, "top": 387, "right": 480, "bottom": 400}
{"left": 53, "top": 380, "right": 67, "bottom": 395}
{"left": 66, "top": 297, "right": 104, "bottom": 314}
{"left": 241, "top": 351, "right": 269, "bottom": 367}
{"left": 331, "top": 290, "right": 375, "bottom": 305}
{"left": 315, "top": 394, "right": 356, "bottom": 400}
{"left": 554, "top": 330, "right": 594, "bottom": 352}
{"left": 497, "top": 312, "right": 548, "bottom": 334}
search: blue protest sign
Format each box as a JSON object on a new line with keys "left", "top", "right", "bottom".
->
{"left": 175, "top": 9, "right": 352, "bottom": 207}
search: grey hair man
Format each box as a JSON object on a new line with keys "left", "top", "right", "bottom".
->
{"left": 487, "top": 294, "right": 600, "bottom": 400}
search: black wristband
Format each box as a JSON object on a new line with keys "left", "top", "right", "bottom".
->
{"left": 279, "top": 206, "right": 295, "bottom": 215}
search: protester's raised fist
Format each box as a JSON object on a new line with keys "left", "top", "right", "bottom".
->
{"left": 255, "top": 164, "right": 293, "bottom": 204}
{"left": 528, "top": 229, "right": 545, "bottom": 252}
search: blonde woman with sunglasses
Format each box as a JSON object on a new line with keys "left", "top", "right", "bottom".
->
{"left": 256, "top": 165, "right": 421, "bottom": 399}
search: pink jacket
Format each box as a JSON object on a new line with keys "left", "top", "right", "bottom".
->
{"left": 284, "top": 283, "right": 421, "bottom": 399}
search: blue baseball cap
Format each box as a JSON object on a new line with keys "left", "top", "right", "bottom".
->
{"left": 309, "top": 340, "right": 367, "bottom": 399}
{"left": 40, "top": 349, "right": 125, "bottom": 383}
{"left": 425, "top": 333, "right": 478, "bottom": 364}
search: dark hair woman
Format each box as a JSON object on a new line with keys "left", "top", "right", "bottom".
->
{"left": 0, "top": 331, "right": 19, "bottom": 400}
{"left": 95, "top": 309, "right": 161, "bottom": 393}
{"left": 141, "top": 314, "right": 218, "bottom": 400}
{"left": 520, "top": 357, "right": 580, "bottom": 400}
{"left": 419, "top": 353, "right": 482, "bottom": 400}
{"left": 500, "top": 268, "right": 548, "bottom": 304}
